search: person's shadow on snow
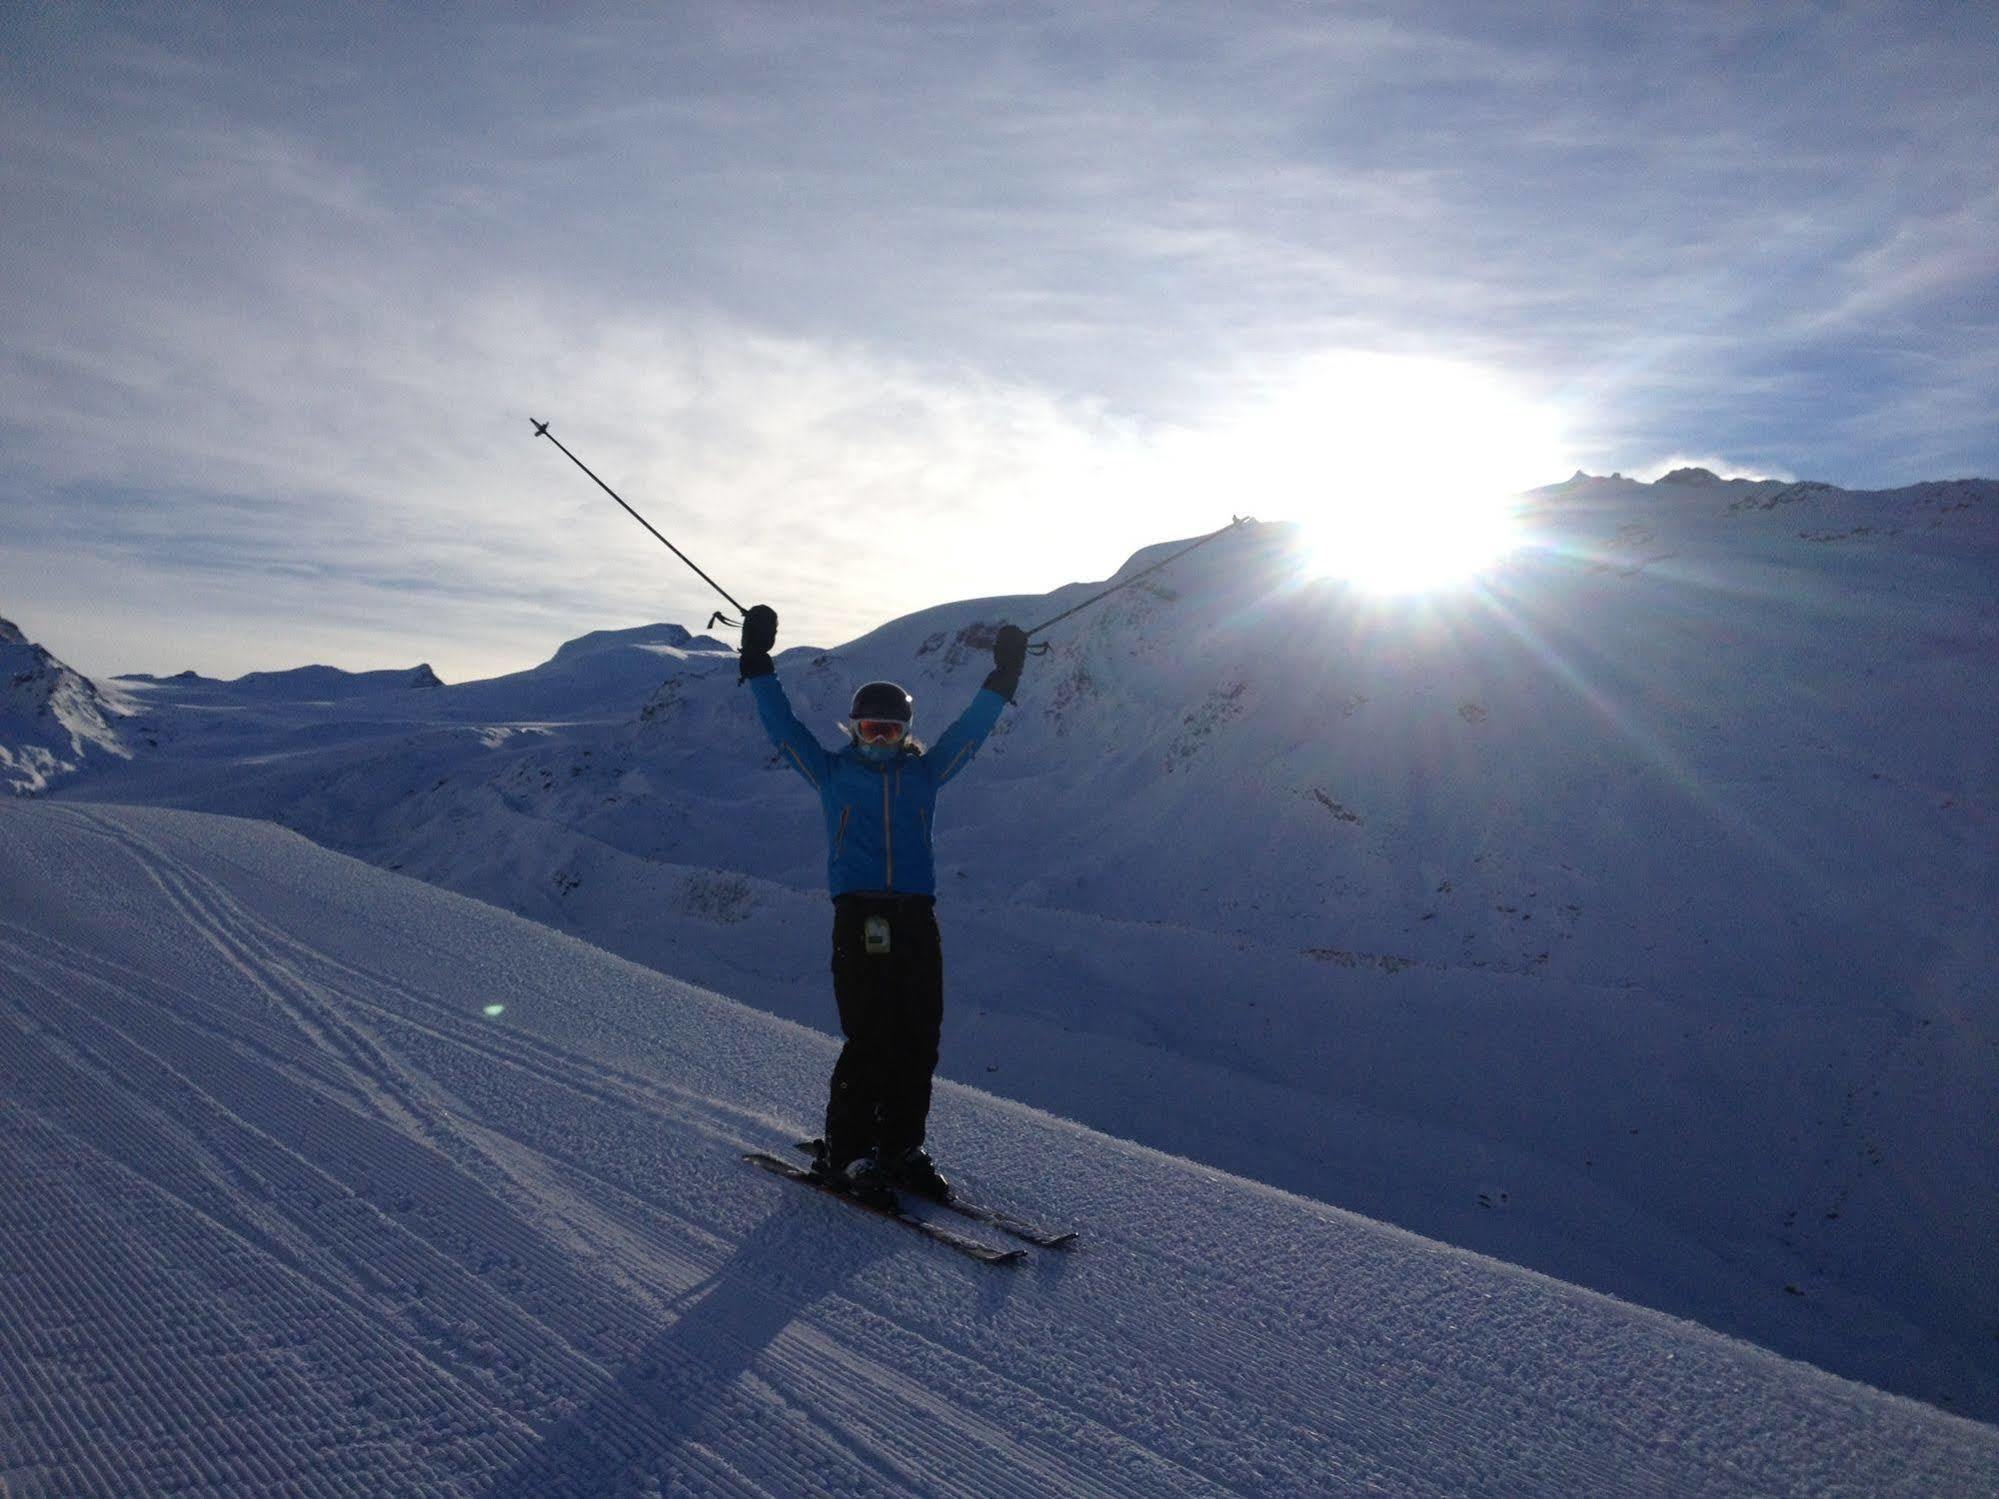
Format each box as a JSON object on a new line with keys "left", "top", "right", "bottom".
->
{"left": 470, "top": 1181, "right": 897, "bottom": 1498}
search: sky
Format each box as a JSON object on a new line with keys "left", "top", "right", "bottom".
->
{"left": 3, "top": 1, "right": 1995, "bottom": 682}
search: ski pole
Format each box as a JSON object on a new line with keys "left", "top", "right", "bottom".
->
{"left": 1019, "top": 516, "right": 1253, "bottom": 647}
{"left": 530, "top": 419, "right": 748, "bottom": 623}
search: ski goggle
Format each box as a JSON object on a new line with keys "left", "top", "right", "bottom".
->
{"left": 854, "top": 719, "right": 907, "bottom": 745}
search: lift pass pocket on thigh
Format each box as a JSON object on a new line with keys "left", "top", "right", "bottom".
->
{"left": 863, "top": 915, "right": 892, "bottom": 956}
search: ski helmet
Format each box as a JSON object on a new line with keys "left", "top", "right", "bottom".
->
{"left": 849, "top": 680, "right": 913, "bottom": 725}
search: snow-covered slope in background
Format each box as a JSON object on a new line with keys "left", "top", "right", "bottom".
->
{"left": 29, "top": 469, "right": 1999, "bottom": 1418}
{"left": 2, "top": 800, "right": 1993, "bottom": 1497}
{"left": 0, "top": 615, "right": 143, "bottom": 794}
{"left": 422, "top": 622, "right": 734, "bottom": 721}
{"left": 118, "top": 661, "right": 444, "bottom": 701}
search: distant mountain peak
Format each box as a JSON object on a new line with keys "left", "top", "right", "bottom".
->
{"left": 1658, "top": 466, "right": 1723, "bottom": 485}
{"left": 407, "top": 664, "right": 444, "bottom": 689}
{"left": 549, "top": 622, "right": 731, "bottom": 663}
{"left": 0, "top": 615, "right": 25, "bottom": 647}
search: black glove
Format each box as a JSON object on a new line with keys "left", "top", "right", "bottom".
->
{"left": 739, "top": 604, "right": 777, "bottom": 681}
{"left": 983, "top": 624, "right": 1028, "bottom": 702}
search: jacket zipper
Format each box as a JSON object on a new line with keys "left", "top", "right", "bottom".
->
{"left": 882, "top": 771, "right": 894, "bottom": 889}
{"left": 832, "top": 805, "right": 851, "bottom": 860}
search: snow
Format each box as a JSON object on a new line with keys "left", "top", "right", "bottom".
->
{"left": 5, "top": 469, "right": 1996, "bottom": 1424}
{"left": 118, "top": 662, "right": 445, "bottom": 703}
{"left": 0, "top": 615, "right": 140, "bottom": 795}
{"left": 2, "top": 799, "right": 1993, "bottom": 1497}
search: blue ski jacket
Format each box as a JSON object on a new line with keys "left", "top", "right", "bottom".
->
{"left": 747, "top": 673, "right": 1007, "bottom": 898}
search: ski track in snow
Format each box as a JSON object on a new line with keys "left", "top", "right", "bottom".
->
{"left": 1, "top": 801, "right": 1995, "bottom": 1497}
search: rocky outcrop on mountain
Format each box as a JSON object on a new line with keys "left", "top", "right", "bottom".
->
{"left": 0, "top": 615, "right": 137, "bottom": 794}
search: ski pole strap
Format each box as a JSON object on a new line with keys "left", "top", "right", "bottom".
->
{"left": 1022, "top": 516, "right": 1253, "bottom": 646}
{"left": 530, "top": 419, "right": 748, "bottom": 616}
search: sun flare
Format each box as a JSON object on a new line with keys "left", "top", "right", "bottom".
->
{"left": 1171, "top": 353, "right": 1569, "bottom": 594}
{"left": 1304, "top": 481, "right": 1523, "bottom": 594}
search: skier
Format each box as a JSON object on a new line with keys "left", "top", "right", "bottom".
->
{"left": 737, "top": 603, "right": 1027, "bottom": 1205}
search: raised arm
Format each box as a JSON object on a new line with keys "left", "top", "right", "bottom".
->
{"left": 926, "top": 625, "right": 1027, "bottom": 787}
{"left": 739, "top": 605, "right": 830, "bottom": 789}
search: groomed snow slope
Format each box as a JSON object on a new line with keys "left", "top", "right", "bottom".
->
{"left": 1, "top": 802, "right": 1992, "bottom": 1497}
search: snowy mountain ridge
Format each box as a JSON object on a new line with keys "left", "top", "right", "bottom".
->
{"left": 15, "top": 463, "right": 1999, "bottom": 1419}
{"left": 549, "top": 621, "right": 731, "bottom": 662}
{"left": 0, "top": 613, "right": 141, "bottom": 794}
{"left": 115, "top": 661, "right": 445, "bottom": 702}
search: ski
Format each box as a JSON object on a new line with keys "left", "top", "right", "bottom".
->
{"left": 793, "top": 1140, "right": 1078, "bottom": 1249}
{"left": 744, "top": 1153, "right": 1025, "bottom": 1266}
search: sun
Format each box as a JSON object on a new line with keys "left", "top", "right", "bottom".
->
{"left": 1305, "top": 479, "right": 1524, "bottom": 594}
{"left": 1169, "top": 353, "right": 1569, "bottom": 594}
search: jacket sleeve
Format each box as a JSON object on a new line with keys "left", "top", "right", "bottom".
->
{"left": 924, "top": 687, "right": 1008, "bottom": 788}
{"left": 746, "top": 673, "right": 831, "bottom": 790}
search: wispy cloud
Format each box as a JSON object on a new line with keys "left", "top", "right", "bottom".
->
{"left": 2, "top": 264, "right": 1152, "bottom": 678}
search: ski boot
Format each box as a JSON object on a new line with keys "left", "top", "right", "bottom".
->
{"left": 801, "top": 1138, "right": 841, "bottom": 1180}
{"left": 821, "top": 1150, "right": 895, "bottom": 1209}
{"left": 884, "top": 1146, "right": 952, "bottom": 1202}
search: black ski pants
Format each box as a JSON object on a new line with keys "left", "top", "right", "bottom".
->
{"left": 825, "top": 893, "right": 943, "bottom": 1169}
